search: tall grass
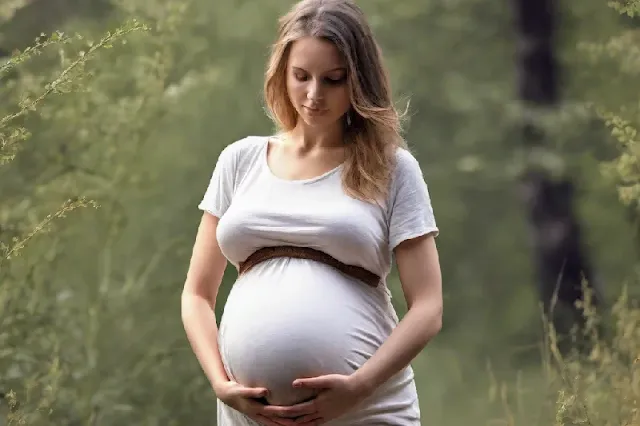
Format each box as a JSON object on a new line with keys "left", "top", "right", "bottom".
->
{"left": 548, "top": 286, "right": 639, "bottom": 426}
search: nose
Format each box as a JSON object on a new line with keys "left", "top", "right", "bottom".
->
{"left": 306, "top": 79, "right": 323, "bottom": 103}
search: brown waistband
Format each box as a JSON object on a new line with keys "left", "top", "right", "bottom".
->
{"left": 238, "top": 246, "right": 381, "bottom": 288}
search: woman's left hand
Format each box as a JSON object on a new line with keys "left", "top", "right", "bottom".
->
{"left": 261, "top": 373, "right": 372, "bottom": 425}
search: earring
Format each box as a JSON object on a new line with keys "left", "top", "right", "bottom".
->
{"left": 346, "top": 112, "right": 352, "bottom": 127}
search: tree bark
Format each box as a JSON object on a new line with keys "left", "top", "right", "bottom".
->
{"left": 511, "top": 0, "right": 603, "bottom": 332}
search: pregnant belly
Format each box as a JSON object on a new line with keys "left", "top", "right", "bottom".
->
{"left": 218, "top": 259, "right": 391, "bottom": 406}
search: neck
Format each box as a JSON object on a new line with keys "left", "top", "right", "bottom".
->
{"left": 287, "top": 121, "right": 345, "bottom": 151}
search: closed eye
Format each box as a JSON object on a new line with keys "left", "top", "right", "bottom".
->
{"left": 325, "top": 76, "right": 346, "bottom": 85}
{"left": 293, "top": 74, "right": 346, "bottom": 86}
{"left": 292, "top": 67, "right": 347, "bottom": 85}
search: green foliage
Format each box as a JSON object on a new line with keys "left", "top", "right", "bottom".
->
{"left": 0, "top": 19, "right": 156, "bottom": 425}
{"left": 576, "top": 0, "right": 640, "bottom": 214}
{"left": 0, "top": 0, "right": 640, "bottom": 425}
{"left": 550, "top": 287, "right": 639, "bottom": 426}
{"left": 482, "top": 285, "right": 640, "bottom": 426}
{"left": 482, "top": 1, "right": 640, "bottom": 424}
{"left": 0, "top": 3, "right": 204, "bottom": 424}
{"left": 546, "top": 2, "right": 640, "bottom": 421}
{"left": 598, "top": 112, "right": 640, "bottom": 208}
{"left": 608, "top": 0, "right": 640, "bottom": 17}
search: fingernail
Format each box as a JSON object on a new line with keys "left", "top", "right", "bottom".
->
{"left": 293, "top": 382, "right": 301, "bottom": 388}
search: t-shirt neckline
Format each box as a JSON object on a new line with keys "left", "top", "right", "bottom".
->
{"left": 262, "top": 136, "right": 343, "bottom": 185}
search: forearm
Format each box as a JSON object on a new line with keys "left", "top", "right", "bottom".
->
{"left": 351, "top": 299, "right": 442, "bottom": 395}
{"left": 181, "top": 292, "right": 230, "bottom": 394}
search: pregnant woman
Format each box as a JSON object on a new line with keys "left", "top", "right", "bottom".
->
{"left": 181, "top": 1, "right": 443, "bottom": 425}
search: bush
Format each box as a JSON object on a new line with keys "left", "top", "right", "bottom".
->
{"left": 0, "top": 19, "right": 153, "bottom": 425}
{"left": 549, "top": 286, "right": 639, "bottom": 426}
{"left": 487, "top": 1, "right": 640, "bottom": 424}
{"left": 549, "top": 1, "right": 640, "bottom": 423}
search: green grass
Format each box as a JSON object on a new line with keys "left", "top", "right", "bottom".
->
{"left": 410, "top": 286, "right": 640, "bottom": 426}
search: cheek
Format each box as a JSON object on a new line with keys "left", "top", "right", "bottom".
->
{"left": 286, "top": 77, "right": 304, "bottom": 103}
{"left": 331, "top": 88, "right": 351, "bottom": 113}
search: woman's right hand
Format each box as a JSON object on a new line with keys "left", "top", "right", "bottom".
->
{"left": 216, "top": 380, "right": 297, "bottom": 426}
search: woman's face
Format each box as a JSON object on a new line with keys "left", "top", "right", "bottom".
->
{"left": 285, "top": 36, "right": 351, "bottom": 129}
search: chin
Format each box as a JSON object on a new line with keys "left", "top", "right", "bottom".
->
{"left": 302, "top": 114, "right": 340, "bottom": 128}
{"left": 302, "top": 118, "right": 329, "bottom": 127}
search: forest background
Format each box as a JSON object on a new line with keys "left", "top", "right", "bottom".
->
{"left": 1, "top": 0, "right": 639, "bottom": 425}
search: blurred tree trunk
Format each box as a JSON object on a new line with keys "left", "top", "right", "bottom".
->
{"left": 511, "top": 0, "right": 603, "bottom": 335}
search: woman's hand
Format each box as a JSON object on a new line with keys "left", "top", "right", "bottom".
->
{"left": 216, "top": 380, "right": 298, "bottom": 426}
{"left": 260, "top": 374, "right": 372, "bottom": 425}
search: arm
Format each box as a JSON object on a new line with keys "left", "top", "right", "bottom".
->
{"left": 181, "top": 212, "right": 231, "bottom": 395}
{"left": 351, "top": 233, "right": 443, "bottom": 395}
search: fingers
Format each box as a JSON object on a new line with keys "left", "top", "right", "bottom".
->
{"left": 248, "top": 400, "right": 298, "bottom": 426}
{"left": 235, "top": 385, "right": 323, "bottom": 426}
{"left": 244, "top": 400, "right": 296, "bottom": 424}
{"left": 254, "top": 414, "right": 298, "bottom": 426}
{"left": 292, "top": 375, "right": 335, "bottom": 390}
{"left": 294, "top": 413, "right": 324, "bottom": 425}
{"left": 261, "top": 400, "right": 317, "bottom": 418}
{"left": 240, "top": 386, "right": 269, "bottom": 399}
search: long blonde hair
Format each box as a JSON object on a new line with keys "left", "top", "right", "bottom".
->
{"left": 264, "top": 0, "right": 407, "bottom": 203}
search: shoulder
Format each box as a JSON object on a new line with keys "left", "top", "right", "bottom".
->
{"left": 213, "top": 135, "right": 267, "bottom": 171}
{"left": 386, "top": 144, "right": 438, "bottom": 241}
{"left": 219, "top": 135, "right": 266, "bottom": 161}
{"left": 391, "top": 145, "right": 424, "bottom": 185}
{"left": 393, "top": 145, "right": 420, "bottom": 166}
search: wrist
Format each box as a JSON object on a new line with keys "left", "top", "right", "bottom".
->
{"left": 211, "top": 377, "right": 231, "bottom": 396}
{"left": 349, "top": 369, "right": 376, "bottom": 399}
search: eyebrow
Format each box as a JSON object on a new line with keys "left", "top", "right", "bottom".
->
{"left": 292, "top": 66, "right": 347, "bottom": 73}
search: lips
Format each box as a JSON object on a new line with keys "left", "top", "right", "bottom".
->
{"left": 304, "top": 106, "right": 327, "bottom": 115}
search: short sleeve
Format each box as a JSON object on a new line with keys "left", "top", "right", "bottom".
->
{"left": 388, "top": 149, "right": 439, "bottom": 251}
{"left": 198, "top": 145, "right": 236, "bottom": 218}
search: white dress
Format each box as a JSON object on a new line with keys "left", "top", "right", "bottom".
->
{"left": 198, "top": 136, "right": 439, "bottom": 425}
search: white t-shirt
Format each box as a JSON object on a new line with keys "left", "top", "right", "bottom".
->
{"left": 198, "top": 135, "right": 439, "bottom": 425}
{"left": 199, "top": 135, "right": 438, "bottom": 282}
